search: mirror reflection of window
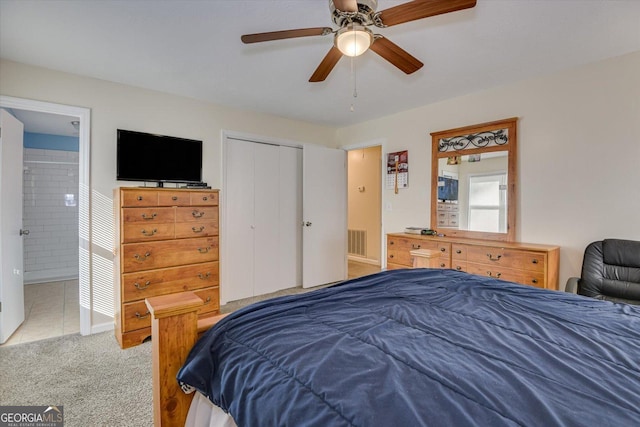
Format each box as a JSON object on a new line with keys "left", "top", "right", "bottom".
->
{"left": 468, "top": 173, "right": 507, "bottom": 233}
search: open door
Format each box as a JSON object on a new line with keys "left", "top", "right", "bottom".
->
{"left": 0, "top": 109, "right": 25, "bottom": 343}
{"left": 302, "top": 144, "right": 347, "bottom": 288}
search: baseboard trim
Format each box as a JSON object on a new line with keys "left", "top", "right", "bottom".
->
{"left": 348, "top": 255, "right": 380, "bottom": 266}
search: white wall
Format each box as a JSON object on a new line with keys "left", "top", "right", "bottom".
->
{"left": 337, "top": 51, "right": 640, "bottom": 289}
{"left": 0, "top": 59, "right": 338, "bottom": 331}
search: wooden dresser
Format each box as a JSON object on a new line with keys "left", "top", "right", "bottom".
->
{"left": 114, "top": 187, "right": 220, "bottom": 348}
{"left": 387, "top": 233, "right": 560, "bottom": 290}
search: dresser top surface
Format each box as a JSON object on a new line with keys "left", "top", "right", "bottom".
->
{"left": 387, "top": 232, "right": 559, "bottom": 252}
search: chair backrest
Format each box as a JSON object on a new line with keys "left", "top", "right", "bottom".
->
{"left": 579, "top": 239, "right": 640, "bottom": 305}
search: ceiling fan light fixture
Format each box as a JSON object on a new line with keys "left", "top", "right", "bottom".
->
{"left": 335, "top": 24, "right": 373, "bottom": 57}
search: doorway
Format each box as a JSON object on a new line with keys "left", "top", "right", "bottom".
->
{"left": 346, "top": 144, "right": 383, "bottom": 278}
{"left": 0, "top": 96, "right": 90, "bottom": 346}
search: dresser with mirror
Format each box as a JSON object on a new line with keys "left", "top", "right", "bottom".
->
{"left": 387, "top": 118, "right": 560, "bottom": 290}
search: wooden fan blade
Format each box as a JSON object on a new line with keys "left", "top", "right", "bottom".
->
{"left": 241, "top": 27, "right": 333, "bottom": 44}
{"left": 333, "top": 0, "right": 358, "bottom": 12}
{"left": 379, "top": 0, "right": 476, "bottom": 27}
{"left": 370, "top": 37, "right": 423, "bottom": 75}
{"left": 309, "top": 46, "right": 343, "bottom": 82}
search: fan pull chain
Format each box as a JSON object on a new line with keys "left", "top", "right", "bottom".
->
{"left": 350, "top": 55, "right": 357, "bottom": 112}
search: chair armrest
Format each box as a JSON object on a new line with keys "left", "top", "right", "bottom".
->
{"left": 565, "top": 277, "right": 580, "bottom": 294}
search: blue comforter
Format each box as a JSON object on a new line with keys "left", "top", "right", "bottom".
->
{"left": 177, "top": 269, "right": 640, "bottom": 426}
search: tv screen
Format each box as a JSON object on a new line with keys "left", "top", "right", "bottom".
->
{"left": 117, "top": 129, "right": 202, "bottom": 185}
{"left": 438, "top": 176, "right": 459, "bottom": 201}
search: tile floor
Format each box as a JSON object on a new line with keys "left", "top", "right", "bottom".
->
{"left": 0, "top": 280, "right": 80, "bottom": 347}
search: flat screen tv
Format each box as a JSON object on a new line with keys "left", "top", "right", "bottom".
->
{"left": 117, "top": 129, "right": 202, "bottom": 186}
{"left": 438, "top": 176, "right": 459, "bottom": 202}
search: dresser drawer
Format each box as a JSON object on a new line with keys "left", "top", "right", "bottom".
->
{"left": 122, "top": 190, "right": 158, "bottom": 207}
{"left": 466, "top": 262, "right": 523, "bottom": 283}
{"left": 175, "top": 207, "right": 218, "bottom": 223}
{"left": 122, "top": 207, "right": 174, "bottom": 224}
{"left": 520, "top": 252, "right": 546, "bottom": 273}
{"left": 122, "top": 222, "right": 175, "bottom": 243}
{"left": 175, "top": 220, "right": 219, "bottom": 238}
{"left": 452, "top": 244, "right": 467, "bottom": 260}
{"left": 521, "top": 271, "right": 546, "bottom": 288}
{"left": 122, "top": 300, "right": 153, "bottom": 332}
{"left": 158, "top": 191, "right": 190, "bottom": 206}
{"left": 466, "top": 246, "right": 525, "bottom": 270}
{"left": 190, "top": 191, "right": 219, "bottom": 206}
{"left": 194, "top": 287, "right": 220, "bottom": 315}
{"left": 122, "top": 236, "right": 219, "bottom": 272}
{"left": 121, "top": 261, "right": 219, "bottom": 302}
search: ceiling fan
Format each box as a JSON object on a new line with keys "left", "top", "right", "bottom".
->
{"left": 241, "top": 0, "right": 477, "bottom": 82}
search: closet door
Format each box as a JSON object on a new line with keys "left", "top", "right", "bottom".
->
{"left": 253, "top": 143, "right": 282, "bottom": 295}
{"left": 225, "top": 139, "right": 256, "bottom": 302}
{"left": 224, "top": 139, "right": 303, "bottom": 303}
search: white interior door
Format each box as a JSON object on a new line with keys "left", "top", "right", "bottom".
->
{"left": 302, "top": 144, "right": 347, "bottom": 288}
{"left": 224, "top": 139, "right": 255, "bottom": 302}
{"left": 253, "top": 143, "right": 282, "bottom": 295}
{"left": 0, "top": 109, "right": 25, "bottom": 343}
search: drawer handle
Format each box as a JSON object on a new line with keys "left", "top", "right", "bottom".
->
{"left": 411, "top": 244, "right": 421, "bottom": 249}
{"left": 203, "top": 296, "right": 212, "bottom": 304}
{"left": 532, "top": 279, "right": 539, "bottom": 284}
{"left": 137, "top": 196, "right": 143, "bottom": 201}
{"left": 440, "top": 247, "right": 446, "bottom": 252}
{"left": 487, "top": 271, "right": 502, "bottom": 278}
{"left": 198, "top": 246, "right": 212, "bottom": 254}
{"left": 135, "top": 311, "right": 150, "bottom": 320}
{"left": 202, "top": 196, "right": 209, "bottom": 201}
{"left": 134, "top": 281, "right": 151, "bottom": 290}
{"left": 532, "top": 259, "right": 539, "bottom": 264}
{"left": 456, "top": 249, "right": 462, "bottom": 254}
{"left": 192, "top": 210, "right": 205, "bottom": 218}
{"left": 198, "top": 272, "right": 211, "bottom": 280}
{"left": 134, "top": 252, "right": 151, "bottom": 261}
{"left": 172, "top": 196, "right": 178, "bottom": 201}
{"left": 389, "top": 254, "right": 394, "bottom": 259}
{"left": 487, "top": 253, "right": 502, "bottom": 261}
{"left": 440, "top": 263, "right": 446, "bottom": 268}
{"left": 141, "top": 213, "right": 157, "bottom": 220}
{"left": 141, "top": 228, "right": 157, "bottom": 236}
{"left": 456, "top": 266, "right": 462, "bottom": 271}
{"left": 192, "top": 226, "right": 205, "bottom": 233}
{"left": 390, "top": 241, "right": 394, "bottom": 245}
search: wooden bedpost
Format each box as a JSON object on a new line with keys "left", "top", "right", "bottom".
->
{"left": 146, "top": 292, "right": 203, "bottom": 427}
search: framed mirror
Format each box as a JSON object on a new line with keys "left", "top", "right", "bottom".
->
{"left": 430, "top": 118, "right": 518, "bottom": 242}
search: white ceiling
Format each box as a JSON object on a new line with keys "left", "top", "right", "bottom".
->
{"left": 1, "top": 0, "right": 639, "bottom": 128}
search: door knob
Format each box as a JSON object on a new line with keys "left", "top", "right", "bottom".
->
{"left": 20, "top": 229, "right": 30, "bottom": 236}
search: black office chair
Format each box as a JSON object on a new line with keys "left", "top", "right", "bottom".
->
{"left": 566, "top": 239, "right": 640, "bottom": 305}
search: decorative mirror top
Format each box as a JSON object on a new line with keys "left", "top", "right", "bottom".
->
{"left": 438, "top": 129, "right": 509, "bottom": 153}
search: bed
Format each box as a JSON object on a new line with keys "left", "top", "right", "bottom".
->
{"left": 146, "top": 268, "right": 640, "bottom": 426}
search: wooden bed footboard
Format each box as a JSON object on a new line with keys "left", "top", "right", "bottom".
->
{"left": 146, "top": 292, "right": 229, "bottom": 427}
